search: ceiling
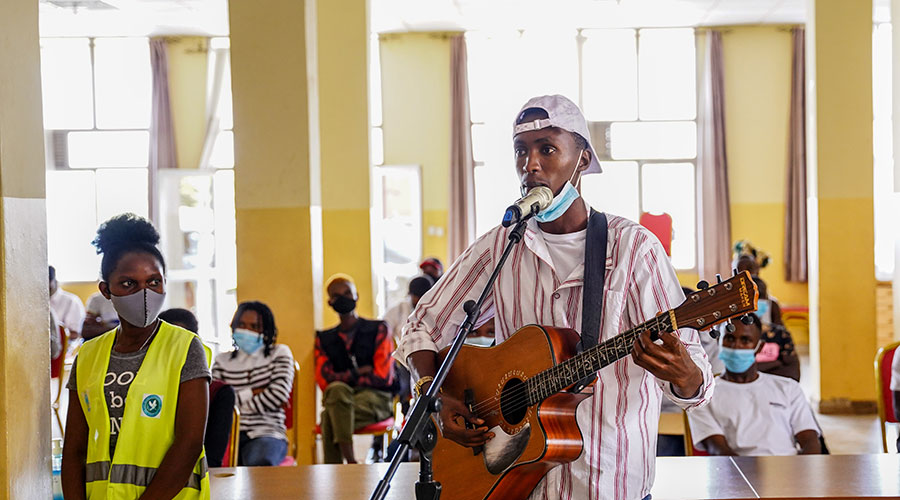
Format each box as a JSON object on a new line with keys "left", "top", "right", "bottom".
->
{"left": 38, "top": 0, "right": 890, "bottom": 38}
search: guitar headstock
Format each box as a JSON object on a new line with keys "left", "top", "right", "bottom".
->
{"left": 673, "top": 271, "right": 758, "bottom": 333}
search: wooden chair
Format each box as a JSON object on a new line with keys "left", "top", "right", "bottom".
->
{"left": 682, "top": 409, "right": 708, "bottom": 456}
{"left": 875, "top": 341, "right": 900, "bottom": 453}
{"left": 279, "top": 361, "right": 302, "bottom": 466}
{"left": 51, "top": 325, "right": 69, "bottom": 437}
{"left": 221, "top": 406, "right": 241, "bottom": 467}
{"left": 311, "top": 395, "right": 400, "bottom": 464}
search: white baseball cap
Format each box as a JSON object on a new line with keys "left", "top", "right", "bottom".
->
{"left": 512, "top": 94, "right": 602, "bottom": 174}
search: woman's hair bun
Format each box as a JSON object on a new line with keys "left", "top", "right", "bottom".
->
{"left": 91, "top": 213, "right": 160, "bottom": 255}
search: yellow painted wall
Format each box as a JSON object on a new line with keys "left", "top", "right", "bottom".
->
{"left": 380, "top": 32, "right": 454, "bottom": 265}
{"left": 317, "top": 0, "right": 375, "bottom": 327}
{"left": 60, "top": 281, "right": 98, "bottom": 304}
{"left": 0, "top": 0, "right": 51, "bottom": 496}
{"left": 230, "top": 0, "right": 323, "bottom": 464}
{"left": 721, "top": 27, "right": 809, "bottom": 312}
{"left": 166, "top": 36, "right": 209, "bottom": 170}
{"left": 809, "top": 0, "right": 876, "bottom": 403}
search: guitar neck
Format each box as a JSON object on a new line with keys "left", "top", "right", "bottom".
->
{"left": 524, "top": 311, "right": 676, "bottom": 404}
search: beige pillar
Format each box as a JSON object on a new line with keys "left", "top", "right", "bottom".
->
{"left": 0, "top": 0, "right": 52, "bottom": 497}
{"left": 316, "top": 0, "right": 376, "bottom": 325}
{"left": 230, "top": 0, "right": 324, "bottom": 463}
{"left": 807, "top": 0, "right": 877, "bottom": 411}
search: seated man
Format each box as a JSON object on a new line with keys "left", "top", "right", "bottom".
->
{"left": 49, "top": 265, "right": 85, "bottom": 340}
{"left": 159, "top": 308, "right": 235, "bottom": 468}
{"left": 315, "top": 274, "right": 394, "bottom": 464}
{"left": 688, "top": 313, "right": 821, "bottom": 456}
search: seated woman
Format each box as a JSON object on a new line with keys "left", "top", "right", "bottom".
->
{"left": 62, "top": 214, "right": 211, "bottom": 499}
{"left": 752, "top": 277, "right": 800, "bottom": 382}
{"left": 211, "top": 302, "right": 295, "bottom": 466}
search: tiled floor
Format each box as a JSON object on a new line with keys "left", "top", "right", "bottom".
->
{"left": 798, "top": 351, "right": 896, "bottom": 455}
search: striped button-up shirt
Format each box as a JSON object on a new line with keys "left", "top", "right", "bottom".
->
{"left": 396, "top": 205, "right": 714, "bottom": 500}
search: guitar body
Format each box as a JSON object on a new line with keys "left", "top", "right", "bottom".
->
{"left": 432, "top": 325, "right": 589, "bottom": 500}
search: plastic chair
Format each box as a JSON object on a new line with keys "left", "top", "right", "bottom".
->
{"left": 311, "top": 395, "right": 399, "bottom": 464}
{"left": 278, "top": 361, "right": 301, "bottom": 466}
{"left": 875, "top": 341, "right": 900, "bottom": 453}
{"left": 221, "top": 406, "right": 241, "bottom": 467}
{"left": 51, "top": 325, "right": 69, "bottom": 437}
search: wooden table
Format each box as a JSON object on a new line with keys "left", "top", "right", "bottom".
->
{"left": 209, "top": 455, "right": 900, "bottom": 499}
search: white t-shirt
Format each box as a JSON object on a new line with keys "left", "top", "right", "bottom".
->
{"left": 688, "top": 372, "right": 819, "bottom": 456}
{"left": 540, "top": 228, "right": 586, "bottom": 281}
{"left": 383, "top": 299, "right": 411, "bottom": 346}
{"left": 85, "top": 291, "right": 119, "bottom": 324}
{"left": 890, "top": 348, "right": 900, "bottom": 391}
{"left": 50, "top": 289, "right": 86, "bottom": 335}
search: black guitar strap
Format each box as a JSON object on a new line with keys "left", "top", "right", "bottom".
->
{"left": 572, "top": 209, "right": 608, "bottom": 393}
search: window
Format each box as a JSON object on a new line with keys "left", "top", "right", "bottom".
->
{"left": 873, "top": 23, "right": 894, "bottom": 281}
{"left": 41, "top": 36, "right": 238, "bottom": 349}
{"left": 370, "top": 33, "right": 384, "bottom": 166}
{"left": 467, "top": 28, "right": 698, "bottom": 269}
{"left": 42, "top": 37, "right": 152, "bottom": 282}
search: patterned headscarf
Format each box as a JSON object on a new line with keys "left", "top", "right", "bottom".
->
{"left": 733, "top": 240, "right": 770, "bottom": 269}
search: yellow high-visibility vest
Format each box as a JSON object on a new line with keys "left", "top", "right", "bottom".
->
{"left": 76, "top": 321, "right": 212, "bottom": 500}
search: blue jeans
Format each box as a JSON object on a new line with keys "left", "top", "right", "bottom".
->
{"left": 238, "top": 432, "right": 287, "bottom": 466}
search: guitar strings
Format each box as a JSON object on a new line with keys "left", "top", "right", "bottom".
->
{"left": 464, "top": 320, "right": 668, "bottom": 416}
{"left": 468, "top": 331, "right": 640, "bottom": 415}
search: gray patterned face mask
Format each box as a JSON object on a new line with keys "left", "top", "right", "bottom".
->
{"left": 109, "top": 288, "right": 166, "bottom": 328}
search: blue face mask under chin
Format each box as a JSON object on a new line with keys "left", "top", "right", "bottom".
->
{"left": 534, "top": 150, "right": 583, "bottom": 224}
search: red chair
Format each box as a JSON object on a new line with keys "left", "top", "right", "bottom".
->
{"left": 278, "top": 361, "right": 301, "bottom": 466}
{"left": 51, "top": 325, "right": 69, "bottom": 437}
{"left": 682, "top": 409, "right": 709, "bottom": 456}
{"left": 875, "top": 341, "right": 900, "bottom": 453}
{"left": 220, "top": 406, "right": 240, "bottom": 467}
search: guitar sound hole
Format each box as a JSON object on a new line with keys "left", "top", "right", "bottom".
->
{"left": 499, "top": 378, "right": 527, "bottom": 425}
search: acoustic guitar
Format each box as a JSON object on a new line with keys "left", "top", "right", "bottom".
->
{"left": 430, "top": 271, "right": 758, "bottom": 500}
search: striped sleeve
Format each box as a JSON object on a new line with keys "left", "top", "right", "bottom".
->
{"left": 394, "top": 229, "right": 499, "bottom": 368}
{"left": 238, "top": 348, "right": 295, "bottom": 413}
{"left": 630, "top": 238, "right": 714, "bottom": 410}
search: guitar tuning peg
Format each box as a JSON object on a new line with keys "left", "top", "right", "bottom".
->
{"left": 708, "top": 328, "right": 720, "bottom": 340}
{"left": 715, "top": 274, "right": 723, "bottom": 284}
{"left": 740, "top": 314, "right": 754, "bottom": 325}
{"left": 725, "top": 319, "right": 736, "bottom": 334}
{"left": 697, "top": 280, "right": 709, "bottom": 290}
{"left": 733, "top": 268, "right": 738, "bottom": 276}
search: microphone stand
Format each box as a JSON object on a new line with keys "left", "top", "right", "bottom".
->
{"left": 369, "top": 210, "right": 534, "bottom": 500}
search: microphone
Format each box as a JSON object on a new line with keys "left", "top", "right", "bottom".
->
{"left": 502, "top": 186, "right": 553, "bottom": 227}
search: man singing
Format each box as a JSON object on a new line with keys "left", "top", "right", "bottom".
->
{"left": 396, "top": 95, "right": 714, "bottom": 500}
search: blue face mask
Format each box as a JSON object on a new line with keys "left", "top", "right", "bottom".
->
{"left": 534, "top": 150, "right": 583, "bottom": 223}
{"left": 756, "top": 299, "right": 770, "bottom": 320}
{"left": 233, "top": 328, "right": 264, "bottom": 354}
{"left": 718, "top": 346, "right": 758, "bottom": 373}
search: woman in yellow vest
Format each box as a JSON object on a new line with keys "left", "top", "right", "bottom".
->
{"left": 62, "top": 213, "right": 211, "bottom": 500}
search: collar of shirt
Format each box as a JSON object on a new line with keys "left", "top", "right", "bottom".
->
{"left": 521, "top": 197, "right": 608, "bottom": 288}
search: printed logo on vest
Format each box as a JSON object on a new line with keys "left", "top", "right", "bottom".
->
{"left": 141, "top": 394, "right": 163, "bottom": 418}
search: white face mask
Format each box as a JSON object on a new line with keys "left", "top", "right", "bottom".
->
{"left": 465, "top": 336, "right": 494, "bottom": 347}
{"left": 109, "top": 288, "right": 166, "bottom": 328}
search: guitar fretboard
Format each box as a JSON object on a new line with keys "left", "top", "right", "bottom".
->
{"left": 524, "top": 312, "right": 675, "bottom": 405}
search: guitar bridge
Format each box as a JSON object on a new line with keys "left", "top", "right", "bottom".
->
{"left": 464, "top": 388, "right": 483, "bottom": 456}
